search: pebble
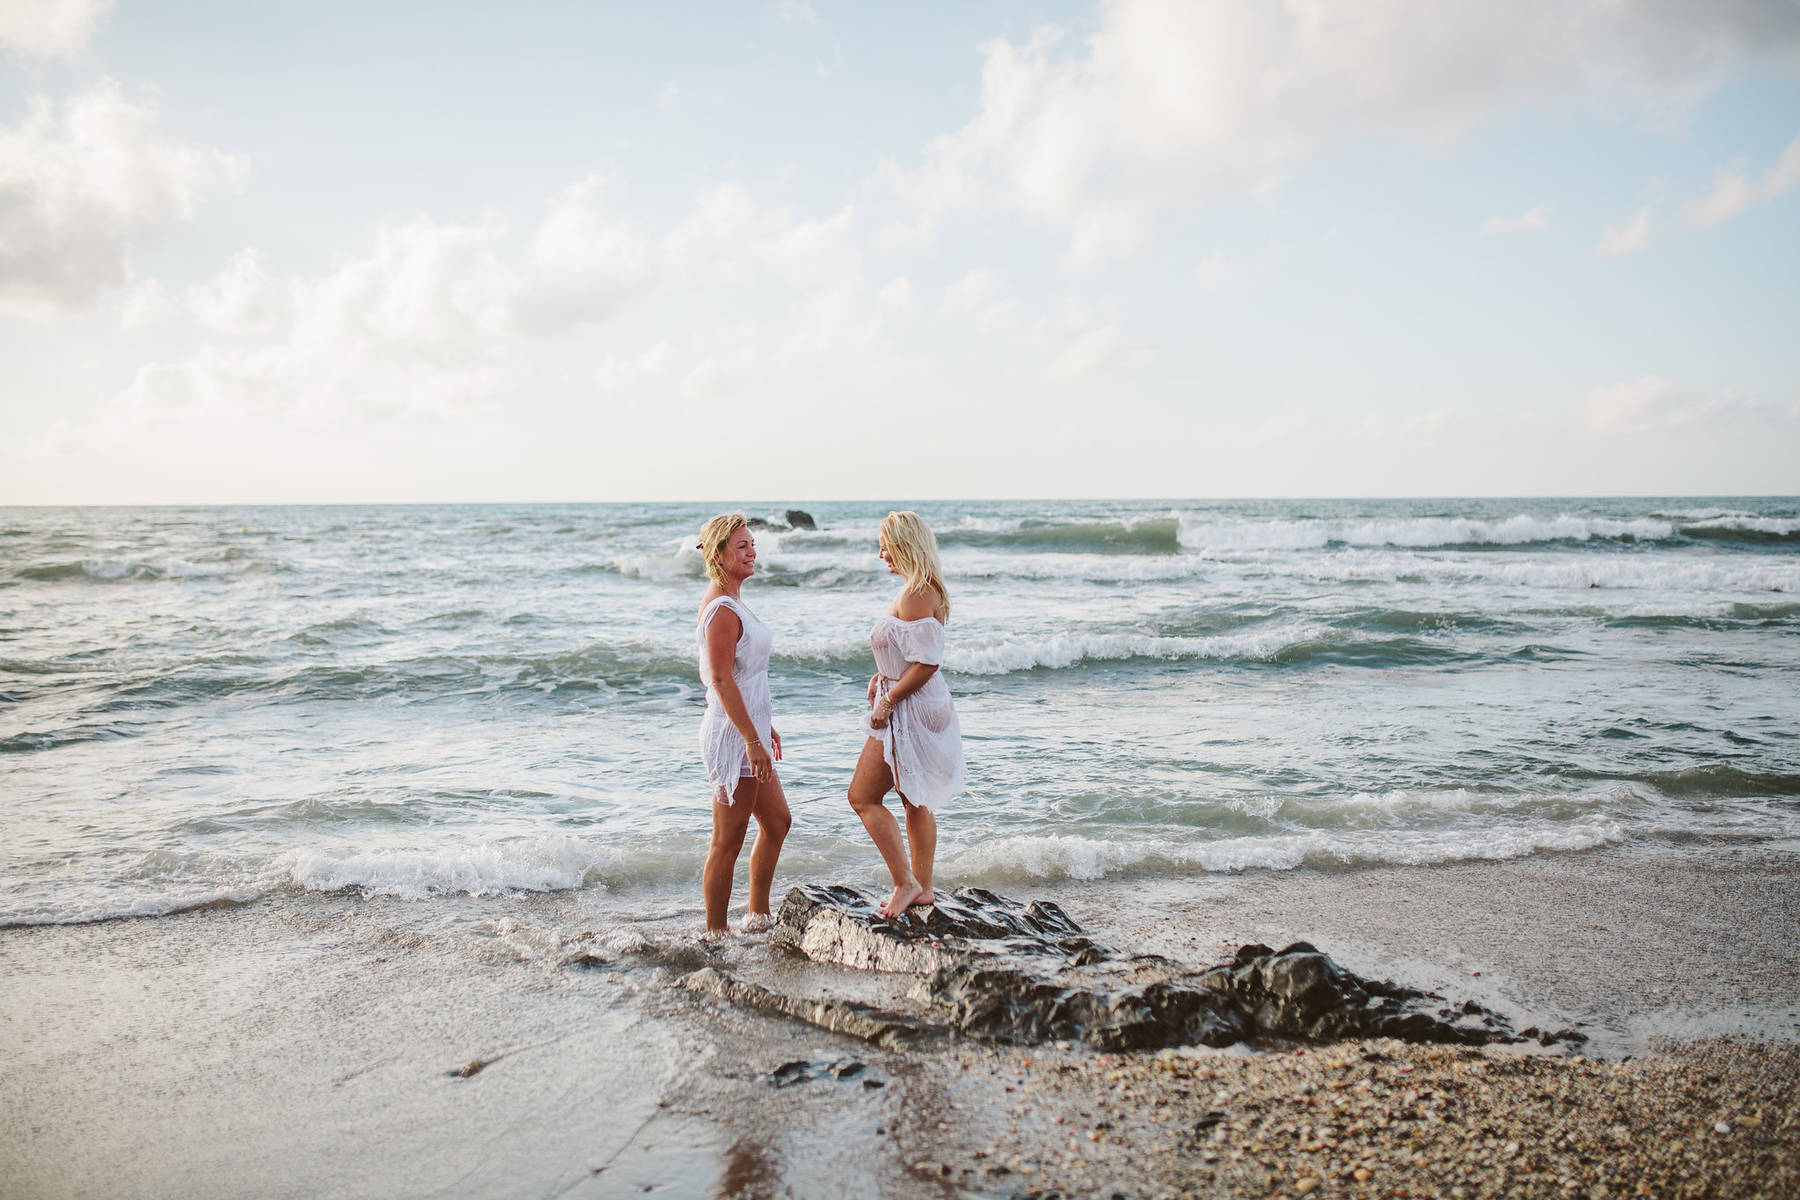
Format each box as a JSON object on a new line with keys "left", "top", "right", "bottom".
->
{"left": 893, "top": 1038, "right": 1800, "bottom": 1199}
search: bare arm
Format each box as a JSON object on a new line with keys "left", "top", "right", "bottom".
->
{"left": 705, "top": 607, "right": 775, "bottom": 779}
{"left": 868, "top": 587, "right": 945, "bottom": 727}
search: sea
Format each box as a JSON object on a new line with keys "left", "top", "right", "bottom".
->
{"left": 3, "top": 497, "right": 1797, "bottom": 930}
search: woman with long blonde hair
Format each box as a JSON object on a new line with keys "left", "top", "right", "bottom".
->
{"left": 849, "top": 510, "right": 965, "bottom": 918}
{"left": 695, "top": 513, "right": 790, "bottom": 936}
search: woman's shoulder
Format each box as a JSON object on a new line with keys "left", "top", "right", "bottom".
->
{"left": 698, "top": 589, "right": 741, "bottom": 622}
{"left": 891, "top": 585, "right": 945, "bottom": 623}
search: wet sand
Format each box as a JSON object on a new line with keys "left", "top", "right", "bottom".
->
{"left": 3, "top": 843, "right": 1796, "bottom": 1198}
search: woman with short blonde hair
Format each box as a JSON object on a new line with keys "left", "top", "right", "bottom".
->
{"left": 850, "top": 510, "right": 966, "bottom": 918}
{"left": 695, "top": 512, "right": 790, "bottom": 936}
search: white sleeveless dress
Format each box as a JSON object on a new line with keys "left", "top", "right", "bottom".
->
{"left": 861, "top": 615, "right": 965, "bottom": 812}
{"left": 697, "top": 594, "right": 774, "bottom": 805}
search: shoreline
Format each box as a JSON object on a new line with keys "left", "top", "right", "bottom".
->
{"left": 4, "top": 841, "right": 1797, "bottom": 1197}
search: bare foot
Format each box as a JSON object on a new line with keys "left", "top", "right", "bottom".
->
{"left": 880, "top": 880, "right": 924, "bottom": 919}
{"left": 911, "top": 890, "right": 935, "bottom": 908}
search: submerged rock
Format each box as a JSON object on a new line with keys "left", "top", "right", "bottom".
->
{"left": 743, "top": 509, "right": 819, "bottom": 533}
{"left": 760, "top": 884, "right": 1544, "bottom": 1052}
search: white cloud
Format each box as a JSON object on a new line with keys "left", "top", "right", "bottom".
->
{"left": 104, "top": 194, "right": 656, "bottom": 430}
{"left": 1596, "top": 206, "right": 1653, "bottom": 257}
{"left": 511, "top": 174, "right": 656, "bottom": 335}
{"left": 1481, "top": 204, "right": 1551, "bottom": 234}
{"left": 656, "top": 81, "right": 680, "bottom": 110}
{"left": 941, "top": 267, "right": 1016, "bottom": 330}
{"left": 875, "top": 276, "right": 916, "bottom": 315}
{"left": 1191, "top": 251, "right": 1270, "bottom": 290}
{"left": 1684, "top": 130, "right": 1800, "bottom": 227}
{"left": 593, "top": 339, "right": 677, "bottom": 396}
{"left": 1361, "top": 408, "right": 1454, "bottom": 440}
{"left": 118, "top": 277, "right": 174, "bottom": 330}
{"left": 751, "top": 204, "right": 859, "bottom": 290}
{"left": 188, "top": 249, "right": 284, "bottom": 336}
{"left": 771, "top": 0, "right": 816, "bottom": 25}
{"left": 0, "top": 80, "right": 245, "bottom": 317}
{"left": 665, "top": 181, "right": 762, "bottom": 274}
{"left": 0, "top": 0, "right": 112, "bottom": 58}
{"left": 1585, "top": 376, "right": 1772, "bottom": 434}
{"left": 1038, "top": 302, "right": 1152, "bottom": 384}
{"left": 884, "top": 0, "right": 1800, "bottom": 258}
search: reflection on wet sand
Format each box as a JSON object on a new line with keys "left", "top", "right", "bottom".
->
{"left": 716, "top": 1134, "right": 781, "bottom": 1199}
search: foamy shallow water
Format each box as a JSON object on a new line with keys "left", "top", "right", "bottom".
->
{"left": 2, "top": 497, "right": 1796, "bottom": 925}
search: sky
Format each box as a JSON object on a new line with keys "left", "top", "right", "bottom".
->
{"left": 2, "top": 0, "right": 1798, "bottom": 504}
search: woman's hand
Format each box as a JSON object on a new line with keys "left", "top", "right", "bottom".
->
{"left": 868, "top": 691, "right": 893, "bottom": 730}
{"left": 747, "top": 739, "right": 775, "bottom": 782}
{"left": 770, "top": 728, "right": 783, "bottom": 761}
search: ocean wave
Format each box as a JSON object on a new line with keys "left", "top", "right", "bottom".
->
{"left": 1174, "top": 513, "right": 1678, "bottom": 552}
{"left": 938, "top": 516, "right": 1181, "bottom": 555}
{"left": 0, "top": 721, "right": 140, "bottom": 754}
{"left": 264, "top": 836, "right": 623, "bottom": 900}
{"left": 1268, "top": 553, "right": 1800, "bottom": 594}
{"left": 937, "top": 821, "right": 1626, "bottom": 882}
{"left": 13, "top": 555, "right": 261, "bottom": 583}
{"left": 0, "top": 888, "right": 258, "bottom": 928}
{"left": 1677, "top": 517, "right": 1800, "bottom": 544}
{"left": 943, "top": 626, "right": 1468, "bottom": 674}
{"left": 1568, "top": 763, "right": 1800, "bottom": 798}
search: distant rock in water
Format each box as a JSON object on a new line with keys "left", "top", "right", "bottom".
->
{"left": 741, "top": 884, "right": 1570, "bottom": 1052}
{"left": 743, "top": 509, "right": 818, "bottom": 533}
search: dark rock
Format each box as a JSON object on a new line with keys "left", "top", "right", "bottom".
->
{"left": 766, "top": 883, "right": 1545, "bottom": 1051}
{"left": 784, "top": 509, "right": 818, "bottom": 530}
{"left": 678, "top": 965, "right": 921, "bottom": 1047}
{"left": 745, "top": 517, "right": 780, "bottom": 530}
{"left": 767, "top": 1057, "right": 875, "bottom": 1088}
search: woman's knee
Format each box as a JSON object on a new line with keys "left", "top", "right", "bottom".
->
{"left": 847, "top": 784, "right": 886, "bottom": 816}
{"left": 708, "top": 826, "right": 747, "bottom": 858}
{"left": 759, "top": 808, "right": 792, "bottom": 841}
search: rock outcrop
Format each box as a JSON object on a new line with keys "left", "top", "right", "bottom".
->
{"left": 744, "top": 509, "right": 819, "bottom": 532}
{"left": 748, "top": 884, "right": 1564, "bottom": 1052}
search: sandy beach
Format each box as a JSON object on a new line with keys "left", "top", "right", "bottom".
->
{"left": 4, "top": 842, "right": 1796, "bottom": 1198}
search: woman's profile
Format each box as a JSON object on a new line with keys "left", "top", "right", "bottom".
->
{"left": 695, "top": 513, "right": 791, "bottom": 937}
{"left": 848, "top": 510, "right": 966, "bottom": 918}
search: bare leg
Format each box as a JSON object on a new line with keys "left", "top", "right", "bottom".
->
{"left": 703, "top": 778, "right": 757, "bottom": 933}
{"left": 902, "top": 797, "right": 936, "bottom": 906}
{"left": 744, "top": 774, "right": 791, "bottom": 917}
{"left": 847, "top": 738, "right": 922, "bottom": 917}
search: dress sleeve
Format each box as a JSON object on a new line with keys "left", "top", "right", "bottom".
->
{"left": 700, "top": 596, "right": 742, "bottom": 634}
{"left": 898, "top": 620, "right": 945, "bottom": 666}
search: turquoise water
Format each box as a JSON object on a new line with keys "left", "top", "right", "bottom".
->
{"left": 2, "top": 498, "right": 1797, "bottom": 925}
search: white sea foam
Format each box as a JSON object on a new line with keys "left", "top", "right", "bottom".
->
{"left": 0, "top": 887, "right": 260, "bottom": 928}
{"left": 1175, "top": 513, "right": 1676, "bottom": 551}
{"left": 945, "top": 625, "right": 1324, "bottom": 674}
{"left": 1680, "top": 516, "right": 1800, "bottom": 536}
{"left": 939, "top": 821, "right": 1627, "bottom": 882}
{"left": 266, "top": 837, "right": 620, "bottom": 900}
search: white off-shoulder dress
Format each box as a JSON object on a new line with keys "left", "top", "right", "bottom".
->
{"left": 697, "top": 594, "right": 773, "bottom": 805}
{"left": 861, "top": 615, "right": 965, "bottom": 812}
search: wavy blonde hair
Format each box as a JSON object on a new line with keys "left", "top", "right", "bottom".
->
{"left": 697, "top": 512, "right": 749, "bottom": 584}
{"left": 880, "top": 510, "right": 949, "bottom": 616}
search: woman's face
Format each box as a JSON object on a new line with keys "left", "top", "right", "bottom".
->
{"left": 719, "top": 529, "right": 756, "bottom": 580}
{"left": 878, "top": 536, "right": 898, "bottom": 575}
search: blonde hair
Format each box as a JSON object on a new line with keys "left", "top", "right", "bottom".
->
{"left": 880, "top": 510, "right": 950, "bottom": 616}
{"left": 698, "top": 512, "right": 749, "bottom": 584}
